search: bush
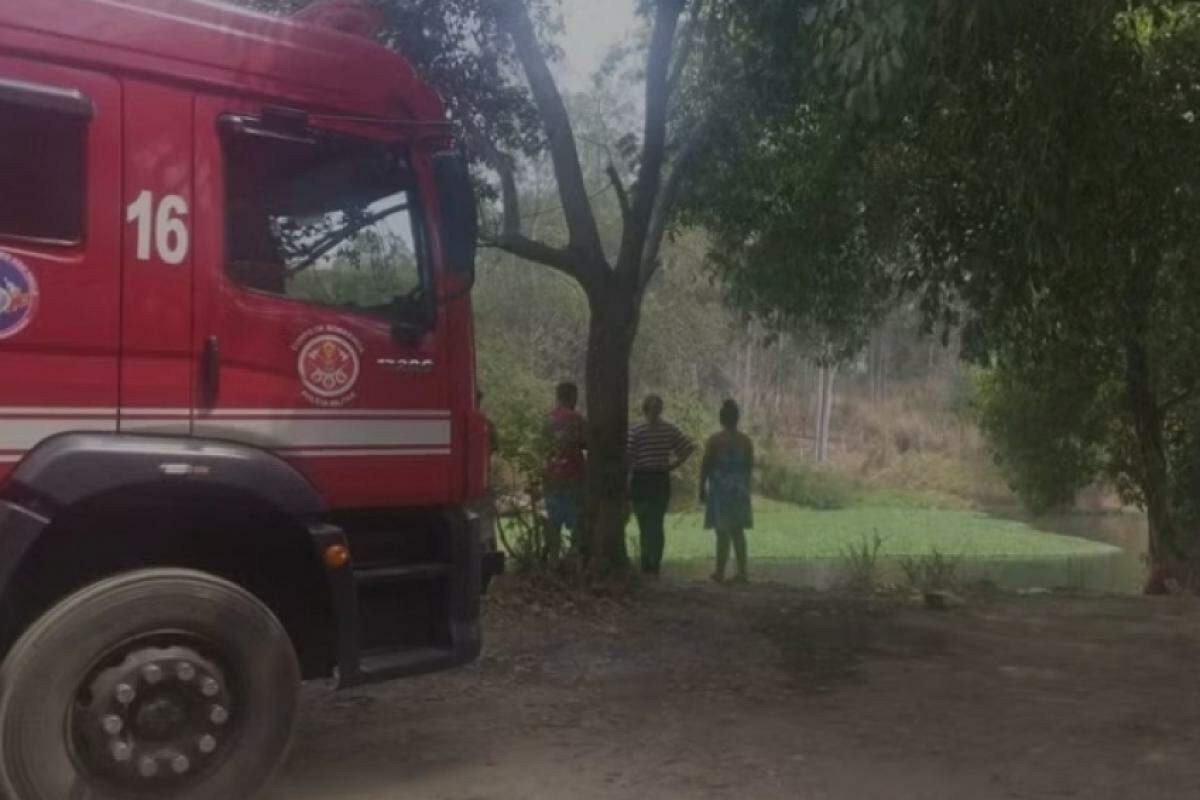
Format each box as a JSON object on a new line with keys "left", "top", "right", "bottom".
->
{"left": 898, "top": 548, "right": 963, "bottom": 591}
{"left": 840, "top": 533, "right": 884, "bottom": 592}
{"left": 497, "top": 505, "right": 549, "bottom": 573}
{"left": 756, "top": 451, "right": 852, "bottom": 510}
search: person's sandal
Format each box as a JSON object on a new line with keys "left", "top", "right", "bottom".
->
{"left": 709, "top": 572, "right": 725, "bottom": 585}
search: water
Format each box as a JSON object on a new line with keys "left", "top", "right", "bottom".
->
{"left": 665, "top": 509, "right": 1149, "bottom": 594}
{"left": 1009, "top": 508, "right": 1148, "bottom": 593}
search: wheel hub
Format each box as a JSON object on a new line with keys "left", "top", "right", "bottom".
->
{"left": 134, "top": 696, "right": 188, "bottom": 739}
{"left": 71, "top": 642, "right": 236, "bottom": 791}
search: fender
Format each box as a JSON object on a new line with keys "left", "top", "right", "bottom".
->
{"left": 0, "top": 434, "right": 330, "bottom": 611}
{"left": 9, "top": 432, "right": 324, "bottom": 516}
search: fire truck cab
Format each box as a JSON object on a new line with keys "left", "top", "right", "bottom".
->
{"left": 0, "top": 1, "right": 499, "bottom": 796}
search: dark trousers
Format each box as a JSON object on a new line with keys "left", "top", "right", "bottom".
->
{"left": 630, "top": 471, "right": 671, "bottom": 575}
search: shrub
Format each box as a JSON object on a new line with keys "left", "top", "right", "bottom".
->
{"left": 898, "top": 548, "right": 963, "bottom": 591}
{"left": 497, "top": 505, "right": 549, "bottom": 574}
{"left": 840, "top": 533, "right": 884, "bottom": 592}
{"left": 756, "top": 451, "right": 852, "bottom": 510}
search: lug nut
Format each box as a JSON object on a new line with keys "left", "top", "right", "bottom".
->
{"left": 198, "top": 734, "right": 217, "bottom": 754}
{"left": 111, "top": 741, "right": 132, "bottom": 762}
{"left": 209, "top": 705, "right": 229, "bottom": 725}
{"left": 102, "top": 714, "right": 124, "bottom": 735}
{"left": 138, "top": 757, "right": 158, "bottom": 778}
{"left": 176, "top": 662, "right": 196, "bottom": 682}
{"left": 171, "top": 754, "right": 191, "bottom": 774}
{"left": 115, "top": 683, "right": 136, "bottom": 704}
{"left": 142, "top": 663, "right": 163, "bottom": 685}
{"left": 200, "top": 677, "right": 219, "bottom": 697}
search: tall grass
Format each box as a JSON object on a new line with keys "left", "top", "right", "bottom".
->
{"left": 839, "top": 533, "right": 885, "bottom": 592}
{"left": 756, "top": 454, "right": 853, "bottom": 510}
{"left": 898, "top": 548, "right": 963, "bottom": 591}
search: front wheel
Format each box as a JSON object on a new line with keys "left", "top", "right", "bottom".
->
{"left": 0, "top": 568, "right": 300, "bottom": 800}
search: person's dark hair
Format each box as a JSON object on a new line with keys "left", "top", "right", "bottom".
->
{"left": 556, "top": 382, "right": 579, "bottom": 407}
{"left": 642, "top": 394, "right": 664, "bottom": 416}
{"left": 719, "top": 399, "right": 740, "bottom": 429}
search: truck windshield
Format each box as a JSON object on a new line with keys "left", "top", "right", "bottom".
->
{"left": 223, "top": 122, "right": 428, "bottom": 320}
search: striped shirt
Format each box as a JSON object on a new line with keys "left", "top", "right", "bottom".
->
{"left": 627, "top": 421, "right": 695, "bottom": 473}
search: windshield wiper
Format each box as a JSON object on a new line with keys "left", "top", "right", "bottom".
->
{"left": 285, "top": 202, "right": 409, "bottom": 276}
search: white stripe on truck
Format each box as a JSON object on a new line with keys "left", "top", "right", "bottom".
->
{"left": 0, "top": 408, "right": 453, "bottom": 461}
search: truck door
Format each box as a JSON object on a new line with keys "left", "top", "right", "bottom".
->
{"left": 192, "top": 98, "right": 453, "bottom": 508}
{"left": 0, "top": 59, "right": 121, "bottom": 479}
{"left": 119, "top": 81, "right": 194, "bottom": 434}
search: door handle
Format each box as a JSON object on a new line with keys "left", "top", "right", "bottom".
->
{"left": 376, "top": 357, "right": 435, "bottom": 373}
{"left": 201, "top": 335, "right": 220, "bottom": 409}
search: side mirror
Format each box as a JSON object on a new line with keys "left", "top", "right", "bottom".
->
{"left": 432, "top": 151, "right": 477, "bottom": 286}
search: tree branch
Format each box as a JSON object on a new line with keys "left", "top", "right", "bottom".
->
{"left": 476, "top": 142, "right": 579, "bottom": 280}
{"left": 618, "top": 0, "right": 687, "bottom": 278}
{"left": 639, "top": 115, "right": 714, "bottom": 289}
{"left": 606, "top": 162, "right": 632, "bottom": 221}
{"left": 667, "top": 0, "right": 704, "bottom": 95}
{"left": 498, "top": 0, "right": 606, "bottom": 267}
{"left": 580, "top": 134, "right": 632, "bottom": 222}
{"left": 481, "top": 234, "right": 579, "bottom": 279}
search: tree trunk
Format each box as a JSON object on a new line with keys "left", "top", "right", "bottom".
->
{"left": 1124, "top": 337, "right": 1185, "bottom": 592}
{"left": 820, "top": 367, "right": 836, "bottom": 463}
{"left": 814, "top": 365, "right": 837, "bottom": 464}
{"left": 813, "top": 366, "right": 826, "bottom": 462}
{"left": 869, "top": 331, "right": 883, "bottom": 405}
{"left": 583, "top": 291, "right": 638, "bottom": 571}
{"left": 878, "top": 331, "right": 888, "bottom": 402}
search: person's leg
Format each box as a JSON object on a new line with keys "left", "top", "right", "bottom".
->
{"left": 562, "top": 486, "right": 583, "bottom": 558}
{"left": 545, "top": 519, "right": 563, "bottom": 562}
{"left": 713, "top": 528, "right": 730, "bottom": 582}
{"left": 630, "top": 474, "right": 655, "bottom": 573}
{"left": 571, "top": 494, "right": 590, "bottom": 561}
{"left": 647, "top": 474, "right": 670, "bottom": 575}
{"left": 544, "top": 489, "right": 569, "bottom": 562}
{"left": 730, "top": 527, "right": 748, "bottom": 581}
{"left": 638, "top": 507, "right": 660, "bottom": 574}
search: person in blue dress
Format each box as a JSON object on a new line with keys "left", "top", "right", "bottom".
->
{"left": 699, "top": 399, "right": 754, "bottom": 584}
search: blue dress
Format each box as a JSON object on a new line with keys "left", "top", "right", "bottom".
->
{"left": 703, "top": 434, "right": 753, "bottom": 531}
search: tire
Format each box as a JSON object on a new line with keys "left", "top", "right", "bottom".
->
{"left": 0, "top": 568, "right": 300, "bottom": 800}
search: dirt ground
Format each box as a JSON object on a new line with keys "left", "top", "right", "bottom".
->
{"left": 267, "top": 578, "right": 1200, "bottom": 800}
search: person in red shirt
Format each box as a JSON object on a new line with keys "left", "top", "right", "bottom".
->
{"left": 543, "top": 382, "right": 587, "bottom": 559}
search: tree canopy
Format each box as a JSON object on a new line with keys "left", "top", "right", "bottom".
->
{"left": 683, "top": 0, "right": 1200, "bottom": 586}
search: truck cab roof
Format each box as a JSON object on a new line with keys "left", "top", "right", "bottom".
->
{"left": 0, "top": 0, "right": 443, "bottom": 122}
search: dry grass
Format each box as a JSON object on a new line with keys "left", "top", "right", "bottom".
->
{"left": 822, "top": 386, "right": 1016, "bottom": 508}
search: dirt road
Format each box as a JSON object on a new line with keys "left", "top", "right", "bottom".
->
{"left": 267, "top": 580, "right": 1200, "bottom": 800}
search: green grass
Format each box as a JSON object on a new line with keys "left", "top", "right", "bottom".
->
{"left": 651, "top": 497, "right": 1121, "bottom": 562}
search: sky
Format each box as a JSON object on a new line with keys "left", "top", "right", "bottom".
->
{"left": 557, "top": 0, "right": 638, "bottom": 90}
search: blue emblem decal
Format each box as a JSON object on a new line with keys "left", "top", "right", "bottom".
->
{"left": 0, "top": 251, "right": 38, "bottom": 341}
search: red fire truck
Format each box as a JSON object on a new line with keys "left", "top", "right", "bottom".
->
{"left": 0, "top": 0, "right": 501, "bottom": 796}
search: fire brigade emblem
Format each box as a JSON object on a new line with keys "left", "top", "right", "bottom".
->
{"left": 297, "top": 332, "right": 361, "bottom": 404}
{"left": 0, "top": 251, "right": 38, "bottom": 341}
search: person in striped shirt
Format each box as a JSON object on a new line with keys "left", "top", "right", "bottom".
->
{"left": 626, "top": 395, "right": 695, "bottom": 575}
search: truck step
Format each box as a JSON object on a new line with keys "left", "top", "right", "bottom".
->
{"left": 358, "top": 647, "right": 457, "bottom": 680}
{"left": 353, "top": 562, "right": 451, "bottom": 586}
